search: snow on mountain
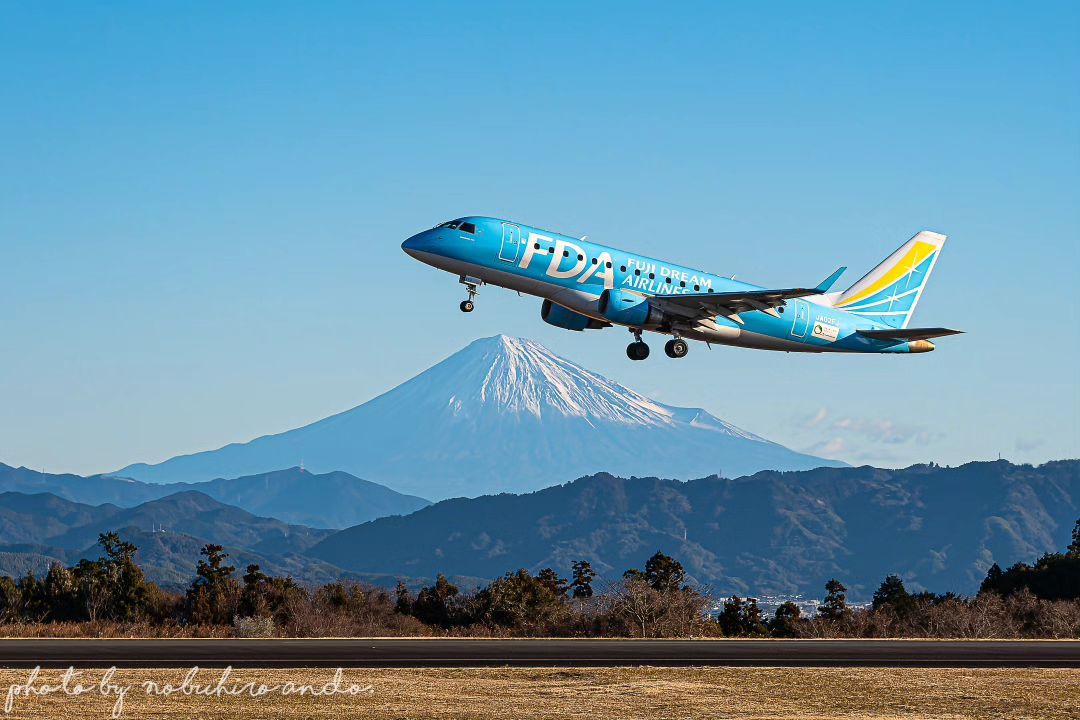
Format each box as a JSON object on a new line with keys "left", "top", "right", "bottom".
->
{"left": 425, "top": 336, "right": 751, "bottom": 433}
{"left": 115, "top": 335, "right": 841, "bottom": 499}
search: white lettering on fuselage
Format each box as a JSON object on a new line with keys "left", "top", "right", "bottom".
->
{"left": 518, "top": 232, "right": 712, "bottom": 294}
{"left": 812, "top": 314, "right": 840, "bottom": 342}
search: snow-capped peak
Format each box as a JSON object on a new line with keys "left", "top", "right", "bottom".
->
{"left": 403, "top": 335, "right": 761, "bottom": 438}
{"left": 472, "top": 335, "right": 671, "bottom": 424}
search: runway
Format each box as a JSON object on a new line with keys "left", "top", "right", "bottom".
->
{"left": 0, "top": 639, "right": 1076, "bottom": 668}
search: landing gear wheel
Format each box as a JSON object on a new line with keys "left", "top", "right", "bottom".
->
{"left": 626, "top": 341, "right": 650, "bottom": 361}
{"left": 458, "top": 275, "right": 480, "bottom": 314}
{"left": 665, "top": 338, "right": 689, "bottom": 358}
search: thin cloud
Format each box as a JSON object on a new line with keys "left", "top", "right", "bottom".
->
{"left": 1015, "top": 437, "right": 1044, "bottom": 452}
{"left": 829, "top": 416, "right": 939, "bottom": 446}
{"left": 794, "top": 407, "right": 829, "bottom": 429}
{"left": 802, "top": 436, "right": 847, "bottom": 458}
{"left": 847, "top": 447, "right": 906, "bottom": 464}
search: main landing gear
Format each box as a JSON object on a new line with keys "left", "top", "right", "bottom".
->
{"left": 626, "top": 329, "right": 690, "bottom": 361}
{"left": 626, "top": 340, "right": 650, "bottom": 361}
{"left": 626, "top": 328, "right": 650, "bottom": 361}
{"left": 459, "top": 275, "right": 480, "bottom": 313}
{"left": 665, "top": 338, "right": 689, "bottom": 358}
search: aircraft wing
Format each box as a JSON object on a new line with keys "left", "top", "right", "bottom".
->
{"left": 856, "top": 327, "right": 964, "bottom": 342}
{"left": 647, "top": 267, "right": 847, "bottom": 324}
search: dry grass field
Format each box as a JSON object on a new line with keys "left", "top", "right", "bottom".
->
{"left": 0, "top": 666, "right": 1075, "bottom": 719}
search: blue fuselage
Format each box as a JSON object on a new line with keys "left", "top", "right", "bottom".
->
{"left": 402, "top": 216, "right": 926, "bottom": 354}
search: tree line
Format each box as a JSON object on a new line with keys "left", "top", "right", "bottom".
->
{"left": 0, "top": 520, "right": 1078, "bottom": 638}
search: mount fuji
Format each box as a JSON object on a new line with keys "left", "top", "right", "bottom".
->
{"left": 116, "top": 336, "right": 840, "bottom": 499}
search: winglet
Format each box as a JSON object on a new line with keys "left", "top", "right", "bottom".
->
{"left": 816, "top": 266, "right": 847, "bottom": 293}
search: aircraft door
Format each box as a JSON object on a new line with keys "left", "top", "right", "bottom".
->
{"left": 791, "top": 300, "right": 809, "bottom": 338}
{"left": 499, "top": 224, "right": 521, "bottom": 263}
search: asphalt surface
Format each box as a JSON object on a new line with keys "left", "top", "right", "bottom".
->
{"left": 0, "top": 639, "right": 1076, "bottom": 668}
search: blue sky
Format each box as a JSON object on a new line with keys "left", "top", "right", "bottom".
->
{"left": 2, "top": 1, "right": 1077, "bottom": 475}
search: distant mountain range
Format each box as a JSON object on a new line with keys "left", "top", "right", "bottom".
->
{"left": 309, "top": 460, "right": 1080, "bottom": 598}
{"left": 0, "top": 464, "right": 429, "bottom": 529}
{"left": 114, "top": 335, "right": 840, "bottom": 499}
{"left": 0, "top": 490, "right": 347, "bottom": 587}
{"left": 0, "top": 460, "right": 1075, "bottom": 597}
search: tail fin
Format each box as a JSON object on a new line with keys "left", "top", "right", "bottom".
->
{"left": 832, "top": 230, "right": 946, "bottom": 329}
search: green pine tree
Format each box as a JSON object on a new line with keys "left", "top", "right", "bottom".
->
{"left": 770, "top": 601, "right": 802, "bottom": 637}
{"left": 872, "top": 574, "right": 914, "bottom": 616}
{"left": 186, "top": 544, "right": 238, "bottom": 624}
{"left": 819, "top": 579, "right": 851, "bottom": 623}
{"left": 570, "top": 560, "right": 597, "bottom": 600}
{"left": 642, "top": 551, "right": 686, "bottom": 593}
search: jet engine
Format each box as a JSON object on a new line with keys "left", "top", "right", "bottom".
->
{"left": 598, "top": 288, "right": 664, "bottom": 327}
{"left": 541, "top": 299, "right": 607, "bottom": 331}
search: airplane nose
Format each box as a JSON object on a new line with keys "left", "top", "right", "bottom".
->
{"left": 401, "top": 232, "right": 424, "bottom": 258}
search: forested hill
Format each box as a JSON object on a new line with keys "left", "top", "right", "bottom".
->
{"left": 309, "top": 460, "right": 1079, "bottom": 598}
{"left": 0, "top": 464, "right": 429, "bottom": 529}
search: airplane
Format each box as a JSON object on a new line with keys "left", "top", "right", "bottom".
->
{"left": 401, "top": 217, "right": 961, "bottom": 360}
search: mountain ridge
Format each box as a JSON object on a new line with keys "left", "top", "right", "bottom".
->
{"left": 307, "top": 459, "right": 1080, "bottom": 598}
{"left": 0, "top": 463, "right": 428, "bottom": 529}
{"left": 0, "top": 489, "right": 332, "bottom": 553}
{"left": 0, "top": 489, "right": 350, "bottom": 588}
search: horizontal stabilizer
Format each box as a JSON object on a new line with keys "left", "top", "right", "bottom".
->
{"left": 816, "top": 266, "right": 847, "bottom": 293}
{"left": 856, "top": 327, "right": 963, "bottom": 342}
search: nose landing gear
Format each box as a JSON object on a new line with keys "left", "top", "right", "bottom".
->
{"left": 459, "top": 275, "right": 480, "bottom": 313}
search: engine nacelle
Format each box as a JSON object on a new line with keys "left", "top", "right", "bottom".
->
{"left": 541, "top": 299, "right": 607, "bottom": 331}
{"left": 598, "top": 288, "right": 663, "bottom": 327}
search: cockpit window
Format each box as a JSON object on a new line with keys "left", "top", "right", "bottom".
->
{"left": 435, "top": 219, "right": 476, "bottom": 233}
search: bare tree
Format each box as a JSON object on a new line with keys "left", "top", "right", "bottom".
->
{"left": 611, "top": 578, "right": 665, "bottom": 638}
